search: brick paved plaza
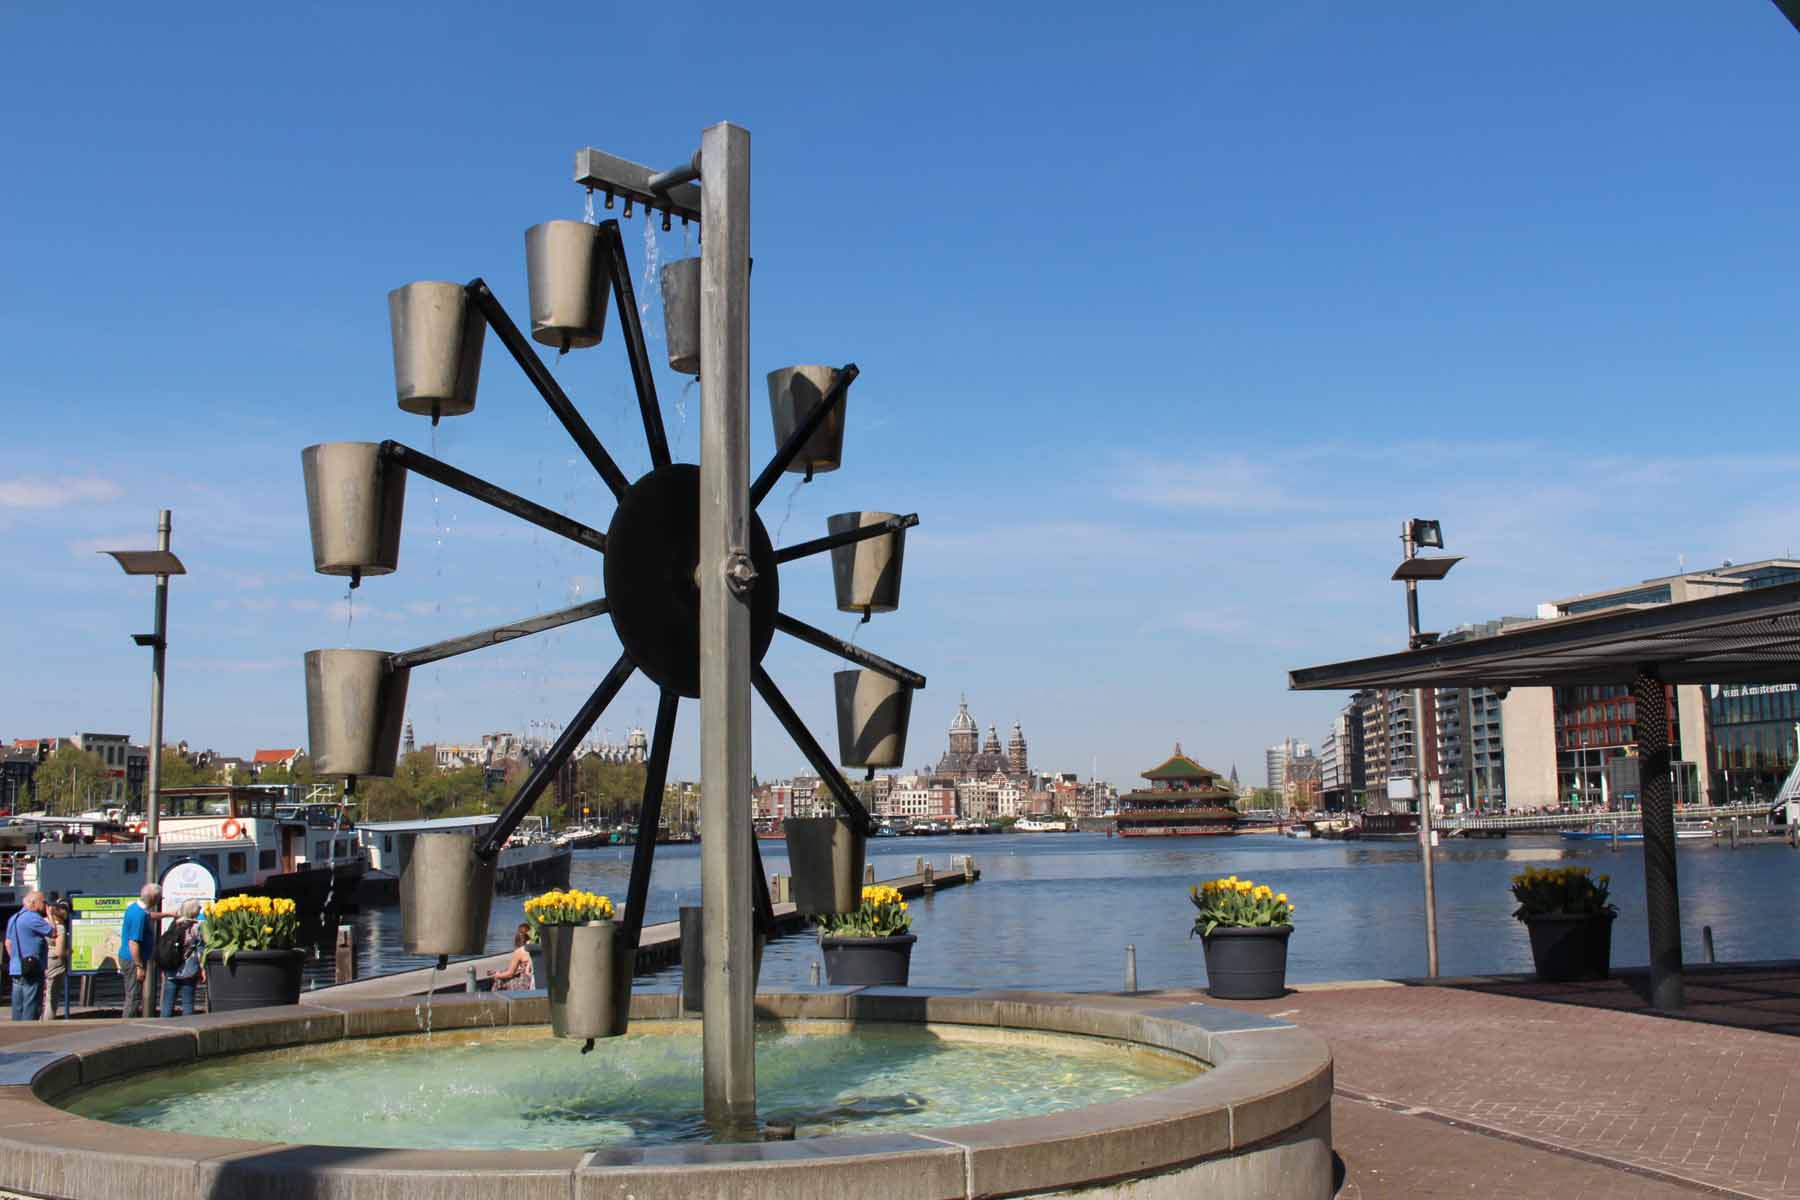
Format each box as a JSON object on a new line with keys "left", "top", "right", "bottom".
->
{"left": 1191, "top": 967, "right": 1800, "bottom": 1198}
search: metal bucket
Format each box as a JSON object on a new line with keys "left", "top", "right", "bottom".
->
{"left": 399, "top": 831, "right": 495, "bottom": 957}
{"left": 304, "top": 649, "right": 410, "bottom": 778}
{"left": 767, "top": 365, "right": 849, "bottom": 476}
{"left": 783, "top": 816, "right": 868, "bottom": 916}
{"left": 834, "top": 669, "right": 913, "bottom": 771}
{"left": 388, "top": 281, "right": 485, "bottom": 418}
{"left": 301, "top": 443, "right": 406, "bottom": 579}
{"left": 828, "top": 511, "right": 906, "bottom": 613}
{"left": 541, "top": 922, "right": 625, "bottom": 1039}
{"left": 660, "top": 257, "right": 700, "bottom": 374}
{"left": 678, "top": 906, "right": 765, "bottom": 1013}
{"left": 525, "top": 220, "right": 609, "bottom": 351}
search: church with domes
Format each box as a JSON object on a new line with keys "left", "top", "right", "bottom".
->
{"left": 934, "top": 698, "right": 1029, "bottom": 780}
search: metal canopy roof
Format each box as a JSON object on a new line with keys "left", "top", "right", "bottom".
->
{"left": 1289, "top": 580, "right": 1800, "bottom": 691}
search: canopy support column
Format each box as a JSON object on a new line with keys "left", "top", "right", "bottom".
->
{"left": 1634, "top": 668, "right": 1684, "bottom": 1010}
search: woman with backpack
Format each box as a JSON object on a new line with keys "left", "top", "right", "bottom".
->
{"left": 157, "top": 900, "right": 207, "bottom": 1017}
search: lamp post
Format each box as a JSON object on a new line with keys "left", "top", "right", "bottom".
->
{"left": 102, "top": 508, "right": 186, "bottom": 1016}
{"left": 1392, "top": 518, "right": 1460, "bottom": 978}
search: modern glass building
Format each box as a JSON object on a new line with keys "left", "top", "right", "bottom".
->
{"left": 1708, "top": 683, "right": 1799, "bottom": 804}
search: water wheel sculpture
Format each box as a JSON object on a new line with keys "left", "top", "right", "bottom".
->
{"left": 299, "top": 128, "right": 924, "bottom": 1107}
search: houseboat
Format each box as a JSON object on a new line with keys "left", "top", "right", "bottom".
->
{"left": 1115, "top": 746, "right": 1241, "bottom": 837}
{"left": 353, "top": 814, "right": 572, "bottom": 905}
{"left": 0, "top": 784, "right": 364, "bottom": 932}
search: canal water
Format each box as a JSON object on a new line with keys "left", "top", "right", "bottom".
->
{"left": 315, "top": 832, "right": 1800, "bottom": 994}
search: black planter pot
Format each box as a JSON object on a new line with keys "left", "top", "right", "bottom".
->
{"left": 821, "top": 934, "right": 916, "bottom": 987}
{"left": 1200, "top": 925, "right": 1292, "bottom": 1000}
{"left": 203, "top": 948, "right": 305, "bottom": 1012}
{"left": 1522, "top": 913, "right": 1615, "bottom": 982}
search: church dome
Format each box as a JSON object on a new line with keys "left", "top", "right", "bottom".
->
{"left": 949, "top": 699, "right": 977, "bottom": 734}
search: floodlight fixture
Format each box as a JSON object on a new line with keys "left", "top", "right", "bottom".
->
{"left": 1409, "top": 518, "right": 1443, "bottom": 550}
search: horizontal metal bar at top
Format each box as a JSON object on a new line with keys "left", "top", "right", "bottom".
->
{"left": 574, "top": 147, "right": 702, "bottom": 224}
{"left": 380, "top": 442, "right": 607, "bottom": 553}
{"left": 774, "top": 514, "right": 919, "bottom": 564}
{"left": 388, "top": 598, "right": 610, "bottom": 671}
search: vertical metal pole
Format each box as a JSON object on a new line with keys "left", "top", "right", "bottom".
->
{"left": 1635, "top": 668, "right": 1684, "bottom": 1009}
{"left": 144, "top": 509, "right": 170, "bottom": 1014}
{"left": 1402, "top": 521, "right": 1440, "bottom": 978}
{"left": 698, "top": 120, "right": 756, "bottom": 1134}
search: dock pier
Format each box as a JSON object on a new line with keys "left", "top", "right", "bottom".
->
{"left": 308, "top": 858, "right": 979, "bottom": 1001}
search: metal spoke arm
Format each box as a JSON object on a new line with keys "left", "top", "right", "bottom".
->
{"left": 751, "top": 665, "right": 876, "bottom": 834}
{"left": 598, "top": 221, "right": 671, "bottom": 470}
{"left": 475, "top": 653, "right": 636, "bottom": 859}
{"left": 774, "top": 613, "right": 927, "bottom": 690}
{"left": 748, "top": 835, "right": 777, "bottom": 939}
{"left": 380, "top": 441, "right": 607, "bottom": 553}
{"left": 388, "top": 598, "right": 610, "bottom": 671}
{"left": 619, "top": 690, "right": 678, "bottom": 950}
{"left": 750, "top": 363, "right": 858, "bottom": 506}
{"left": 774, "top": 514, "right": 918, "bottom": 565}
{"left": 463, "top": 279, "right": 633, "bottom": 499}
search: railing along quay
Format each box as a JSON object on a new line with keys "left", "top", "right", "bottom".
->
{"left": 306, "top": 857, "right": 979, "bottom": 1000}
{"left": 1437, "top": 803, "right": 1778, "bottom": 833}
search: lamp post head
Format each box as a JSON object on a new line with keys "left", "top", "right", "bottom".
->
{"left": 100, "top": 550, "right": 186, "bottom": 577}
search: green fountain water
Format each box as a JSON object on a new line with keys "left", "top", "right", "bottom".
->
{"left": 65, "top": 1022, "right": 1199, "bottom": 1150}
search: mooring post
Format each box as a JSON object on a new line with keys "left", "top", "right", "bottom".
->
{"left": 915, "top": 856, "right": 924, "bottom": 877}
{"left": 335, "top": 922, "right": 355, "bottom": 983}
{"left": 698, "top": 119, "right": 757, "bottom": 1135}
{"left": 1703, "top": 925, "right": 1716, "bottom": 964}
{"left": 923, "top": 862, "right": 934, "bottom": 892}
{"left": 464, "top": 965, "right": 477, "bottom": 994}
{"left": 864, "top": 863, "right": 875, "bottom": 885}
{"left": 1125, "top": 944, "right": 1138, "bottom": 992}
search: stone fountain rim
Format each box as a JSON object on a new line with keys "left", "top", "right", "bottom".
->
{"left": 0, "top": 987, "right": 1332, "bottom": 1200}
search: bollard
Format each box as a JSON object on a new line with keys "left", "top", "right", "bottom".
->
{"left": 923, "top": 862, "right": 935, "bottom": 892}
{"left": 336, "top": 923, "right": 355, "bottom": 983}
{"left": 809, "top": 960, "right": 821, "bottom": 987}
{"left": 864, "top": 863, "right": 876, "bottom": 885}
{"left": 1125, "top": 944, "right": 1138, "bottom": 992}
{"left": 1703, "top": 925, "right": 1716, "bottom": 964}
{"left": 465, "top": 965, "right": 478, "bottom": 994}
{"left": 1730, "top": 820, "right": 1738, "bottom": 850}
{"left": 915, "top": 856, "right": 925, "bottom": 878}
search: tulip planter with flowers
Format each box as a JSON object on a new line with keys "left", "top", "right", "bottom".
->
{"left": 817, "top": 885, "right": 915, "bottom": 986}
{"left": 202, "top": 895, "right": 305, "bottom": 1012}
{"left": 1511, "top": 866, "right": 1617, "bottom": 981}
{"left": 525, "top": 888, "right": 626, "bottom": 1040}
{"left": 1190, "top": 876, "right": 1295, "bottom": 1000}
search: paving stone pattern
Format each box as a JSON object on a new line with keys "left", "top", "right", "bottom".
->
{"left": 1188, "top": 980, "right": 1800, "bottom": 1198}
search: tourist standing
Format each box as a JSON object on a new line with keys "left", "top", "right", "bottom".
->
{"left": 119, "top": 884, "right": 164, "bottom": 1019}
{"left": 158, "top": 900, "right": 206, "bottom": 1018}
{"left": 5, "top": 891, "right": 54, "bottom": 1022}
{"left": 489, "top": 924, "right": 536, "bottom": 991}
{"left": 40, "top": 902, "right": 70, "bottom": 1019}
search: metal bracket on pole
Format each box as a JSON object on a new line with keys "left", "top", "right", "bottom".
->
{"left": 774, "top": 514, "right": 918, "bottom": 564}
{"left": 575, "top": 147, "right": 704, "bottom": 226}
{"left": 474, "top": 653, "right": 635, "bottom": 860}
{"left": 381, "top": 442, "right": 608, "bottom": 553}
{"left": 463, "top": 279, "right": 633, "bottom": 498}
{"left": 388, "top": 599, "right": 611, "bottom": 671}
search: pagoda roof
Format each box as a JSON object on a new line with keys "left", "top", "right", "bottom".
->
{"left": 1141, "top": 746, "right": 1221, "bottom": 782}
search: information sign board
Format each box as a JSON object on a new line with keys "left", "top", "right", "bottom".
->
{"left": 68, "top": 895, "right": 133, "bottom": 973}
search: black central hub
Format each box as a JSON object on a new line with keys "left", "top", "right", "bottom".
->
{"left": 604, "top": 464, "right": 779, "bottom": 698}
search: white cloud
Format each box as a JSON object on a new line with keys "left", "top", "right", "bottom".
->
{"left": 0, "top": 476, "right": 123, "bottom": 511}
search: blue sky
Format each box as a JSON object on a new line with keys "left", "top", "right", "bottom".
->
{"left": 3, "top": 3, "right": 1797, "bottom": 787}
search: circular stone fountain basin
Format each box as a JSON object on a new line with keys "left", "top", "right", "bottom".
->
{"left": 63, "top": 1022, "right": 1200, "bottom": 1150}
{"left": 0, "top": 989, "right": 1334, "bottom": 1199}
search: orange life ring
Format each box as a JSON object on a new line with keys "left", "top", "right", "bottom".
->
{"left": 127, "top": 821, "right": 145, "bottom": 837}
{"left": 220, "top": 819, "right": 243, "bottom": 840}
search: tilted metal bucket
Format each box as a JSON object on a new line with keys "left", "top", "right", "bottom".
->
{"left": 301, "top": 443, "right": 406, "bottom": 579}
{"left": 783, "top": 816, "right": 869, "bottom": 916}
{"left": 828, "top": 511, "right": 906, "bottom": 614}
{"left": 659, "top": 257, "right": 700, "bottom": 374}
{"left": 678, "top": 906, "right": 766, "bottom": 1013}
{"left": 389, "top": 281, "right": 485, "bottom": 418}
{"left": 767, "top": 365, "right": 849, "bottom": 476}
{"left": 834, "top": 669, "right": 913, "bottom": 771}
{"left": 525, "top": 220, "right": 609, "bottom": 351}
{"left": 399, "top": 831, "right": 495, "bottom": 958}
{"left": 541, "top": 922, "right": 626, "bottom": 1039}
{"left": 304, "top": 649, "right": 410, "bottom": 778}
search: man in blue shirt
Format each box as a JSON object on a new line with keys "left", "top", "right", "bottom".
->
{"left": 119, "top": 883, "right": 165, "bottom": 1019}
{"left": 6, "top": 891, "right": 55, "bottom": 1021}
